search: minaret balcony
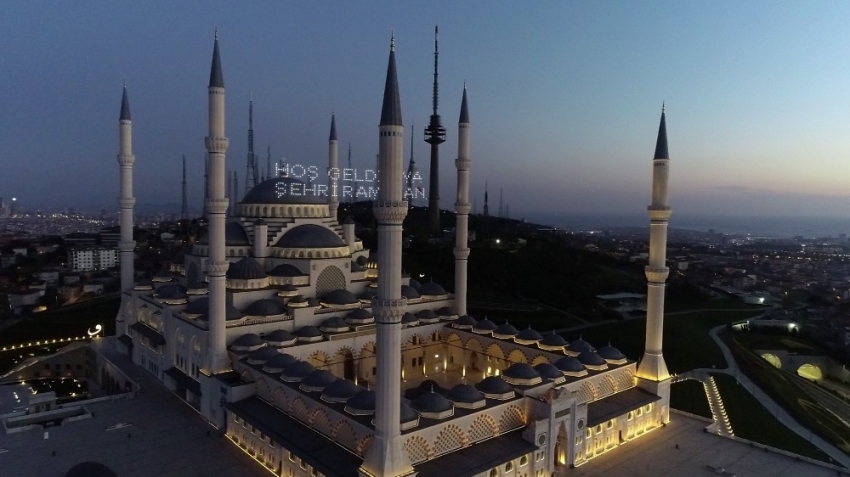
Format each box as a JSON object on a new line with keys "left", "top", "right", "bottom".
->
{"left": 644, "top": 266, "right": 669, "bottom": 283}
{"left": 454, "top": 202, "right": 471, "bottom": 215}
{"left": 117, "top": 154, "right": 135, "bottom": 166}
{"left": 372, "top": 297, "right": 408, "bottom": 324}
{"left": 647, "top": 206, "right": 671, "bottom": 221}
{"left": 118, "top": 197, "right": 136, "bottom": 208}
{"left": 455, "top": 157, "right": 471, "bottom": 170}
{"left": 205, "top": 136, "right": 230, "bottom": 153}
{"left": 373, "top": 201, "right": 408, "bottom": 224}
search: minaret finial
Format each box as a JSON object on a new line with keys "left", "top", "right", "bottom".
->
{"left": 390, "top": 30, "right": 395, "bottom": 51}
{"left": 662, "top": 101, "right": 665, "bottom": 113}
{"left": 214, "top": 27, "right": 218, "bottom": 40}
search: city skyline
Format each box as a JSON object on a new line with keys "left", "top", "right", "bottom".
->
{"left": 2, "top": 1, "right": 850, "bottom": 219}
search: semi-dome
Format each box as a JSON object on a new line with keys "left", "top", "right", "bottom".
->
{"left": 265, "top": 329, "right": 296, "bottom": 347}
{"left": 577, "top": 351, "right": 608, "bottom": 369}
{"left": 245, "top": 299, "right": 286, "bottom": 316}
{"left": 472, "top": 318, "right": 497, "bottom": 334}
{"left": 321, "top": 379, "right": 363, "bottom": 403}
{"left": 227, "top": 257, "right": 267, "bottom": 280}
{"left": 401, "top": 312, "right": 419, "bottom": 325}
{"left": 263, "top": 353, "right": 297, "bottom": 373}
{"left": 183, "top": 297, "right": 210, "bottom": 315}
{"left": 281, "top": 361, "right": 316, "bottom": 382}
{"left": 597, "top": 344, "right": 627, "bottom": 364}
{"left": 515, "top": 327, "right": 543, "bottom": 343}
{"left": 269, "top": 264, "right": 305, "bottom": 277}
{"left": 246, "top": 346, "right": 279, "bottom": 365}
{"left": 320, "top": 316, "right": 349, "bottom": 333}
{"left": 447, "top": 384, "right": 486, "bottom": 409}
{"left": 242, "top": 176, "right": 327, "bottom": 205}
{"left": 453, "top": 314, "right": 477, "bottom": 329}
{"left": 300, "top": 369, "right": 338, "bottom": 392}
{"left": 502, "top": 362, "right": 542, "bottom": 386}
{"left": 275, "top": 224, "right": 345, "bottom": 249}
{"left": 346, "top": 308, "right": 374, "bottom": 325}
{"left": 418, "top": 282, "right": 447, "bottom": 296}
{"left": 320, "top": 289, "right": 358, "bottom": 306}
{"left": 198, "top": 221, "right": 251, "bottom": 246}
{"left": 534, "top": 363, "right": 566, "bottom": 382}
{"left": 493, "top": 322, "right": 519, "bottom": 339}
{"left": 475, "top": 376, "right": 515, "bottom": 400}
{"left": 554, "top": 356, "right": 587, "bottom": 375}
{"left": 411, "top": 389, "right": 454, "bottom": 419}
{"left": 231, "top": 333, "right": 264, "bottom": 352}
{"left": 293, "top": 326, "right": 323, "bottom": 342}
{"left": 345, "top": 390, "right": 376, "bottom": 415}
{"left": 400, "top": 285, "right": 421, "bottom": 299}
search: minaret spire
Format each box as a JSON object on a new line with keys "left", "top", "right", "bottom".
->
{"left": 362, "top": 33, "right": 413, "bottom": 477}
{"left": 266, "top": 145, "right": 271, "bottom": 180}
{"left": 483, "top": 180, "right": 489, "bottom": 217}
{"left": 454, "top": 85, "right": 472, "bottom": 317}
{"left": 328, "top": 112, "right": 340, "bottom": 220}
{"left": 637, "top": 105, "right": 673, "bottom": 424}
{"left": 181, "top": 155, "right": 188, "bottom": 223}
{"left": 424, "top": 25, "right": 446, "bottom": 235}
{"left": 245, "top": 94, "right": 257, "bottom": 194}
{"left": 116, "top": 84, "right": 136, "bottom": 336}
{"left": 204, "top": 32, "right": 230, "bottom": 379}
{"left": 406, "top": 123, "right": 418, "bottom": 207}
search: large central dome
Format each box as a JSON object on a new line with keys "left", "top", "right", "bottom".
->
{"left": 241, "top": 177, "right": 327, "bottom": 205}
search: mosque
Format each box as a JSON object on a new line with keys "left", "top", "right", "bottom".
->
{"left": 112, "top": 32, "right": 674, "bottom": 477}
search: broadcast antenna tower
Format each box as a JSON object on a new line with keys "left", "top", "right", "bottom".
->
{"left": 266, "top": 145, "right": 271, "bottom": 180}
{"left": 181, "top": 155, "right": 188, "bottom": 222}
{"left": 245, "top": 94, "right": 258, "bottom": 194}
{"left": 348, "top": 143, "right": 355, "bottom": 203}
{"left": 406, "top": 123, "right": 418, "bottom": 207}
{"left": 424, "top": 25, "right": 445, "bottom": 234}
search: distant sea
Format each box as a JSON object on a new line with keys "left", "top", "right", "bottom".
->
{"left": 522, "top": 213, "right": 850, "bottom": 239}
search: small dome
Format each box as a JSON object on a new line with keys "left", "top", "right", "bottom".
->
{"left": 493, "top": 322, "right": 519, "bottom": 337}
{"left": 400, "top": 402, "right": 419, "bottom": 429}
{"left": 453, "top": 314, "right": 477, "bottom": 329}
{"left": 415, "top": 309, "right": 439, "bottom": 322}
{"left": 418, "top": 282, "right": 447, "bottom": 296}
{"left": 408, "top": 279, "right": 422, "bottom": 289}
{"left": 300, "top": 370, "right": 338, "bottom": 392}
{"left": 289, "top": 294, "right": 308, "bottom": 304}
{"left": 502, "top": 363, "right": 542, "bottom": 386}
{"left": 198, "top": 221, "right": 251, "bottom": 246}
{"left": 401, "top": 285, "right": 421, "bottom": 299}
{"left": 65, "top": 462, "right": 118, "bottom": 477}
{"left": 183, "top": 297, "right": 210, "bottom": 315}
{"left": 265, "top": 329, "right": 296, "bottom": 346}
{"left": 246, "top": 299, "right": 286, "bottom": 316}
{"left": 345, "top": 390, "right": 376, "bottom": 415}
{"left": 534, "top": 363, "right": 565, "bottom": 381}
{"left": 275, "top": 224, "right": 345, "bottom": 249}
{"left": 321, "top": 289, "right": 358, "bottom": 306}
{"left": 281, "top": 361, "right": 316, "bottom": 382}
{"left": 321, "top": 379, "right": 363, "bottom": 403}
{"left": 307, "top": 297, "right": 320, "bottom": 307}
{"left": 473, "top": 318, "right": 497, "bottom": 334}
{"left": 263, "top": 353, "right": 297, "bottom": 373}
{"left": 577, "top": 351, "right": 607, "bottom": 367}
{"left": 411, "top": 390, "right": 454, "bottom": 418}
{"left": 320, "top": 316, "right": 349, "bottom": 333}
{"left": 293, "top": 326, "right": 323, "bottom": 341}
{"left": 475, "top": 376, "right": 515, "bottom": 400}
{"left": 199, "top": 304, "right": 244, "bottom": 322}
{"left": 447, "top": 384, "right": 486, "bottom": 408}
{"left": 346, "top": 308, "right": 374, "bottom": 324}
{"left": 172, "top": 247, "right": 190, "bottom": 265}
{"left": 540, "top": 332, "right": 567, "bottom": 348}
{"left": 436, "top": 307, "right": 455, "bottom": 316}
{"left": 269, "top": 264, "right": 305, "bottom": 277}
{"left": 554, "top": 356, "right": 586, "bottom": 373}
{"left": 597, "top": 344, "right": 626, "bottom": 362}
{"left": 246, "top": 346, "right": 279, "bottom": 365}
{"left": 351, "top": 261, "right": 365, "bottom": 272}
{"left": 232, "top": 333, "right": 264, "bottom": 349}
{"left": 154, "top": 283, "right": 187, "bottom": 300}
{"left": 227, "top": 257, "right": 267, "bottom": 280}
{"left": 516, "top": 327, "right": 543, "bottom": 342}
{"left": 358, "top": 290, "right": 376, "bottom": 302}
{"left": 242, "top": 177, "right": 327, "bottom": 205}
{"left": 567, "top": 338, "right": 595, "bottom": 354}
{"left": 401, "top": 312, "right": 419, "bottom": 325}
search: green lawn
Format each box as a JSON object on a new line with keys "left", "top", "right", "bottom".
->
{"left": 670, "top": 379, "right": 712, "bottom": 418}
{"left": 711, "top": 373, "right": 833, "bottom": 463}
{"left": 0, "top": 294, "right": 119, "bottom": 347}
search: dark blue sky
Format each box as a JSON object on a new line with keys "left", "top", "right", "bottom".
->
{"left": 3, "top": 1, "right": 850, "bottom": 219}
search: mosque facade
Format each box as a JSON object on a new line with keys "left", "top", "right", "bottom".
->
{"left": 113, "top": 33, "right": 673, "bottom": 477}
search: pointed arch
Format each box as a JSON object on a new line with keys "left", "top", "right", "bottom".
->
{"left": 467, "top": 414, "right": 498, "bottom": 443}
{"left": 433, "top": 424, "right": 466, "bottom": 456}
{"left": 403, "top": 435, "right": 432, "bottom": 464}
{"left": 498, "top": 405, "right": 525, "bottom": 433}
{"left": 531, "top": 354, "right": 550, "bottom": 366}
{"left": 507, "top": 348, "right": 528, "bottom": 364}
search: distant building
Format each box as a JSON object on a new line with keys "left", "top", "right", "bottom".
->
{"left": 63, "top": 232, "right": 98, "bottom": 247}
{"left": 67, "top": 246, "right": 118, "bottom": 272}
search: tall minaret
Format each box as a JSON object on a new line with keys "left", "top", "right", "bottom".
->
{"left": 204, "top": 32, "right": 230, "bottom": 375}
{"left": 637, "top": 105, "right": 672, "bottom": 416}
{"left": 328, "top": 112, "right": 340, "bottom": 219}
{"left": 361, "top": 34, "right": 413, "bottom": 477}
{"left": 203, "top": 153, "right": 210, "bottom": 216}
{"left": 483, "top": 181, "right": 489, "bottom": 217}
{"left": 424, "top": 26, "right": 445, "bottom": 235}
{"left": 116, "top": 84, "right": 135, "bottom": 336}
{"left": 233, "top": 171, "right": 239, "bottom": 209}
{"left": 347, "top": 143, "right": 355, "bottom": 203}
{"left": 245, "top": 94, "right": 258, "bottom": 194}
{"left": 266, "top": 145, "right": 271, "bottom": 180}
{"left": 181, "top": 155, "right": 188, "bottom": 223}
{"left": 454, "top": 85, "right": 471, "bottom": 317}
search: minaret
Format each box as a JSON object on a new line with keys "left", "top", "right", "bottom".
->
{"left": 116, "top": 84, "right": 135, "bottom": 336}
{"left": 204, "top": 32, "right": 230, "bottom": 375}
{"left": 637, "top": 105, "right": 672, "bottom": 418}
{"left": 361, "top": 33, "right": 413, "bottom": 477}
{"left": 328, "top": 112, "right": 340, "bottom": 219}
{"left": 483, "top": 181, "right": 489, "bottom": 217}
{"left": 226, "top": 171, "right": 232, "bottom": 216}
{"left": 405, "top": 123, "right": 417, "bottom": 207}
{"left": 233, "top": 171, "right": 239, "bottom": 209}
{"left": 181, "top": 155, "right": 188, "bottom": 223}
{"left": 245, "top": 94, "right": 258, "bottom": 194}
{"left": 454, "top": 85, "right": 471, "bottom": 316}
{"left": 203, "top": 153, "right": 210, "bottom": 216}
{"left": 347, "top": 143, "right": 355, "bottom": 203}
{"left": 266, "top": 145, "right": 271, "bottom": 180}
{"left": 424, "top": 26, "right": 445, "bottom": 235}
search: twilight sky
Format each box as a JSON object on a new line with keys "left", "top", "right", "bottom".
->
{"left": 2, "top": 1, "right": 850, "bottom": 221}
